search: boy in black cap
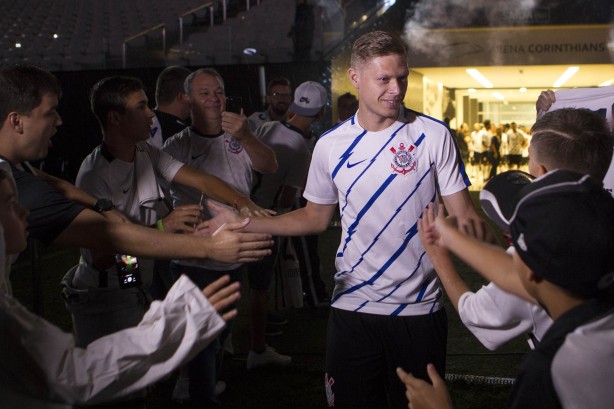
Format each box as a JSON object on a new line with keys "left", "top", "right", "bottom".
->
{"left": 414, "top": 108, "right": 614, "bottom": 353}
{"left": 397, "top": 169, "right": 614, "bottom": 409}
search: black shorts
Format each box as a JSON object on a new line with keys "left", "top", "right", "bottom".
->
{"left": 324, "top": 308, "right": 448, "bottom": 409}
{"left": 508, "top": 154, "right": 522, "bottom": 166}
{"left": 473, "top": 151, "right": 486, "bottom": 163}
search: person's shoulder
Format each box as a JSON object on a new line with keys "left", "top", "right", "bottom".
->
{"left": 403, "top": 109, "right": 452, "bottom": 139}
{"left": 79, "top": 147, "right": 107, "bottom": 172}
{"left": 319, "top": 117, "right": 359, "bottom": 140}
{"left": 248, "top": 111, "right": 267, "bottom": 121}
{"left": 163, "top": 127, "right": 191, "bottom": 145}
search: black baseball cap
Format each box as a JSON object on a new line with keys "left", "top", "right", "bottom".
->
{"left": 480, "top": 170, "right": 534, "bottom": 233}
{"left": 501, "top": 169, "right": 614, "bottom": 298}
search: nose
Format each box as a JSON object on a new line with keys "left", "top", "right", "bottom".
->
{"left": 388, "top": 79, "right": 401, "bottom": 95}
{"left": 56, "top": 112, "right": 63, "bottom": 127}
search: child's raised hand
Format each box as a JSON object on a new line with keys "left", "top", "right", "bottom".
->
{"left": 202, "top": 275, "right": 241, "bottom": 321}
{"left": 396, "top": 364, "right": 453, "bottom": 409}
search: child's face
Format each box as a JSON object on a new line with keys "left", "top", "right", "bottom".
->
{"left": 0, "top": 178, "right": 29, "bottom": 254}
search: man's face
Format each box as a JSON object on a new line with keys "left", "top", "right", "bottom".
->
{"left": 189, "top": 73, "right": 225, "bottom": 122}
{"left": 19, "top": 93, "right": 62, "bottom": 161}
{"left": 116, "top": 90, "right": 155, "bottom": 143}
{"left": 349, "top": 54, "right": 408, "bottom": 129}
{"left": 266, "top": 85, "right": 292, "bottom": 117}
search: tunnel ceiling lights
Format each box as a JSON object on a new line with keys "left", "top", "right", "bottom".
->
{"left": 466, "top": 69, "right": 493, "bottom": 88}
{"left": 553, "top": 67, "right": 579, "bottom": 88}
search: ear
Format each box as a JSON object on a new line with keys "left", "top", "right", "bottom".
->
{"left": 107, "top": 111, "right": 121, "bottom": 127}
{"left": 348, "top": 67, "right": 360, "bottom": 89}
{"left": 6, "top": 112, "right": 24, "bottom": 133}
{"left": 534, "top": 162, "right": 548, "bottom": 177}
{"left": 177, "top": 92, "right": 189, "bottom": 103}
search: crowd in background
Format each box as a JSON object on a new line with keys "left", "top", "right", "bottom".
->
{"left": 452, "top": 119, "right": 531, "bottom": 189}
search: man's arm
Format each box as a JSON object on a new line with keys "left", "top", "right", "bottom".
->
{"left": 34, "top": 168, "right": 128, "bottom": 223}
{"left": 172, "top": 165, "right": 273, "bottom": 218}
{"left": 221, "top": 111, "right": 278, "bottom": 174}
{"left": 246, "top": 200, "right": 336, "bottom": 236}
{"left": 35, "top": 169, "right": 96, "bottom": 207}
{"left": 52, "top": 209, "right": 272, "bottom": 264}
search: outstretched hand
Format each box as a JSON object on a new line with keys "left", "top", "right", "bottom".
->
{"left": 193, "top": 201, "right": 242, "bottom": 237}
{"left": 418, "top": 203, "right": 457, "bottom": 249}
{"left": 204, "top": 217, "right": 273, "bottom": 263}
{"left": 419, "top": 203, "right": 453, "bottom": 266}
{"left": 202, "top": 275, "right": 241, "bottom": 321}
{"left": 236, "top": 198, "right": 276, "bottom": 219}
{"left": 397, "top": 364, "right": 453, "bottom": 409}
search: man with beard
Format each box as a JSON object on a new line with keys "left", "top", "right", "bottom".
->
{"left": 248, "top": 77, "right": 292, "bottom": 132}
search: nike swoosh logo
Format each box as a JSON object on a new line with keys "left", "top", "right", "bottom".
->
{"left": 122, "top": 188, "right": 130, "bottom": 193}
{"left": 192, "top": 154, "right": 204, "bottom": 160}
{"left": 346, "top": 159, "right": 366, "bottom": 168}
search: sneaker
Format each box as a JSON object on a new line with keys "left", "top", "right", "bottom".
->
{"left": 247, "top": 346, "right": 292, "bottom": 369}
{"left": 265, "top": 323, "right": 283, "bottom": 337}
{"left": 267, "top": 311, "right": 288, "bottom": 326}
{"left": 172, "top": 377, "right": 190, "bottom": 402}
{"left": 215, "top": 380, "right": 226, "bottom": 396}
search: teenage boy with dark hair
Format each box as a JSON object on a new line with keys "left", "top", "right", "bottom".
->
{"left": 398, "top": 169, "right": 614, "bottom": 409}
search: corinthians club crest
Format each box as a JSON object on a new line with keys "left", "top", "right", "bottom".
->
{"left": 226, "top": 137, "right": 244, "bottom": 154}
{"left": 390, "top": 142, "right": 417, "bottom": 175}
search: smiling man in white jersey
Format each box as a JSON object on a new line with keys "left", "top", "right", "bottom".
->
{"left": 233, "top": 30, "right": 490, "bottom": 408}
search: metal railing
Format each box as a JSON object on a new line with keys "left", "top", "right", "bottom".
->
{"left": 122, "top": 23, "right": 166, "bottom": 68}
{"left": 122, "top": 0, "right": 262, "bottom": 68}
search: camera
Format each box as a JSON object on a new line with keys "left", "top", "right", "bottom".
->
{"left": 225, "top": 96, "right": 242, "bottom": 114}
{"left": 115, "top": 254, "right": 142, "bottom": 289}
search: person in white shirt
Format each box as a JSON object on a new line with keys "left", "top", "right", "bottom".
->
{"left": 220, "top": 31, "right": 492, "bottom": 409}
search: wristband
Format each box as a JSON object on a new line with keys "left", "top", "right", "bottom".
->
{"left": 156, "top": 219, "right": 164, "bottom": 231}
